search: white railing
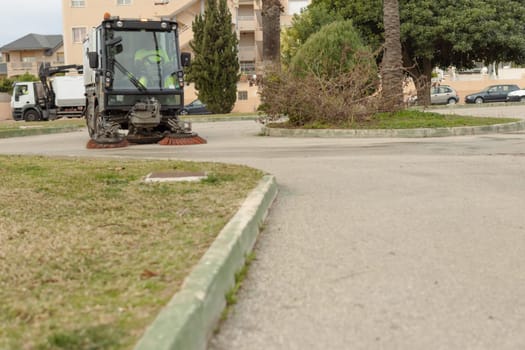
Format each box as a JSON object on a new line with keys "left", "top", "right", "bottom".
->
{"left": 237, "top": 18, "right": 256, "bottom": 31}
{"left": 238, "top": 15, "right": 255, "bottom": 21}
{"left": 238, "top": 46, "right": 256, "bottom": 60}
{"left": 7, "top": 61, "right": 67, "bottom": 77}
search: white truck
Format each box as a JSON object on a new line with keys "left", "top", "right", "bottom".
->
{"left": 11, "top": 63, "right": 85, "bottom": 121}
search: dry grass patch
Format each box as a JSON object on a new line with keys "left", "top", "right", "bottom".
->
{"left": 0, "top": 155, "right": 263, "bottom": 349}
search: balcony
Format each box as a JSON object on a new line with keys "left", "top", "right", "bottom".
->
{"left": 7, "top": 61, "right": 65, "bottom": 78}
{"left": 179, "top": 24, "right": 193, "bottom": 50}
{"left": 237, "top": 15, "right": 256, "bottom": 31}
{"left": 239, "top": 46, "right": 256, "bottom": 61}
{"left": 158, "top": 0, "right": 200, "bottom": 17}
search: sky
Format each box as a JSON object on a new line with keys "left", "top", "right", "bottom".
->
{"left": 0, "top": 0, "right": 63, "bottom": 46}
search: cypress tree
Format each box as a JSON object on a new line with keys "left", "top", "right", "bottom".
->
{"left": 187, "top": 0, "right": 239, "bottom": 113}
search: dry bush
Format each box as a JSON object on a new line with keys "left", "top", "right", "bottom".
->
{"left": 258, "top": 51, "right": 382, "bottom": 127}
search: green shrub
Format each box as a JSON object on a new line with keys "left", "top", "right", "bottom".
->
{"left": 0, "top": 78, "right": 14, "bottom": 93}
{"left": 290, "top": 20, "right": 377, "bottom": 81}
{"left": 15, "top": 72, "right": 38, "bottom": 82}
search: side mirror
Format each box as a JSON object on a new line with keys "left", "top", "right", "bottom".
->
{"left": 87, "top": 52, "right": 99, "bottom": 69}
{"left": 106, "top": 36, "right": 122, "bottom": 47}
{"left": 181, "top": 52, "right": 191, "bottom": 67}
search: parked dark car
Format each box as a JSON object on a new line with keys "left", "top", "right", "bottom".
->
{"left": 179, "top": 99, "right": 211, "bottom": 115}
{"left": 465, "top": 84, "right": 520, "bottom": 104}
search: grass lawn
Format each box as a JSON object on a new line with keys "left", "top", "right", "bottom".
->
{"left": 0, "top": 155, "right": 263, "bottom": 349}
{"left": 268, "top": 109, "right": 520, "bottom": 129}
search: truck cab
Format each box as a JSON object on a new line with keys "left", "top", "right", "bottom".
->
{"left": 11, "top": 82, "right": 45, "bottom": 121}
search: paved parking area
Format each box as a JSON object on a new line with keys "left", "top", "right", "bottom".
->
{"left": 1, "top": 105, "right": 525, "bottom": 349}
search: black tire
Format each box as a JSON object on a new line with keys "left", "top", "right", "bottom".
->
{"left": 520, "top": 96, "right": 525, "bottom": 103}
{"left": 447, "top": 98, "right": 457, "bottom": 105}
{"left": 474, "top": 97, "right": 484, "bottom": 104}
{"left": 23, "top": 110, "right": 41, "bottom": 122}
{"left": 179, "top": 109, "right": 189, "bottom": 115}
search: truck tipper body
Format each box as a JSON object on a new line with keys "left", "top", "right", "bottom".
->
{"left": 52, "top": 76, "right": 86, "bottom": 108}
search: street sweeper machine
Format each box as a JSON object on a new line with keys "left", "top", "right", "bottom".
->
{"left": 83, "top": 13, "right": 206, "bottom": 148}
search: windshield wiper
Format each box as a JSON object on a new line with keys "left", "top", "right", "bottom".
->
{"left": 152, "top": 32, "right": 163, "bottom": 90}
{"left": 112, "top": 58, "right": 147, "bottom": 92}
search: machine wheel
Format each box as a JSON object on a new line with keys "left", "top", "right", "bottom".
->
{"left": 520, "top": 96, "right": 525, "bottom": 103}
{"left": 475, "top": 97, "right": 484, "bottom": 104}
{"left": 447, "top": 98, "right": 457, "bottom": 105}
{"left": 23, "top": 110, "right": 40, "bottom": 122}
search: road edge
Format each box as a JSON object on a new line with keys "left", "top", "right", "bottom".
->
{"left": 134, "top": 174, "right": 278, "bottom": 350}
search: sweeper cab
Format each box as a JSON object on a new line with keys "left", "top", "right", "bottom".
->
{"left": 83, "top": 13, "right": 206, "bottom": 148}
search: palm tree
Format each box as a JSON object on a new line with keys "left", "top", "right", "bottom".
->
{"left": 381, "top": 0, "right": 404, "bottom": 109}
{"left": 261, "top": 0, "right": 282, "bottom": 65}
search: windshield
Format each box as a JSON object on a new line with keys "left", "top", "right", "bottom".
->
{"left": 108, "top": 30, "right": 180, "bottom": 91}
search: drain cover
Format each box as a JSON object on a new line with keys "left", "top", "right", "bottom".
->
{"left": 143, "top": 171, "right": 207, "bottom": 183}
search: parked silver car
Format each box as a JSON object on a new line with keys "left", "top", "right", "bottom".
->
{"left": 409, "top": 85, "right": 459, "bottom": 105}
{"left": 430, "top": 85, "right": 459, "bottom": 105}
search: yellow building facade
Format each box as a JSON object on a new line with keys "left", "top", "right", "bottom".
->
{"left": 61, "top": 0, "right": 309, "bottom": 112}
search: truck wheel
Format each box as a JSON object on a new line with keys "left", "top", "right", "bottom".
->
{"left": 23, "top": 110, "right": 40, "bottom": 122}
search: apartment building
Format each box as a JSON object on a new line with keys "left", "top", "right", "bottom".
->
{"left": 61, "top": 0, "right": 309, "bottom": 111}
{"left": 0, "top": 34, "right": 64, "bottom": 78}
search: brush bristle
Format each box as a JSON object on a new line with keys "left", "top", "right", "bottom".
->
{"left": 86, "top": 139, "right": 129, "bottom": 149}
{"left": 158, "top": 135, "right": 207, "bottom": 145}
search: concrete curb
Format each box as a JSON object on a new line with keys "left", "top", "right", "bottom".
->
{"left": 181, "top": 115, "right": 258, "bottom": 123}
{"left": 134, "top": 175, "right": 278, "bottom": 350}
{"left": 261, "top": 119, "right": 525, "bottom": 138}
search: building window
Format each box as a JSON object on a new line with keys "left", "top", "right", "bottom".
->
{"left": 71, "top": 0, "right": 85, "bottom": 7}
{"left": 22, "top": 56, "right": 36, "bottom": 63}
{"left": 117, "top": 0, "right": 132, "bottom": 5}
{"left": 288, "top": 0, "right": 309, "bottom": 15}
{"left": 238, "top": 91, "right": 248, "bottom": 100}
{"left": 56, "top": 52, "right": 65, "bottom": 63}
{"left": 72, "top": 27, "right": 87, "bottom": 43}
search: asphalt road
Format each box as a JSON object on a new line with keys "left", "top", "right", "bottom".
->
{"left": 1, "top": 105, "right": 525, "bottom": 349}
